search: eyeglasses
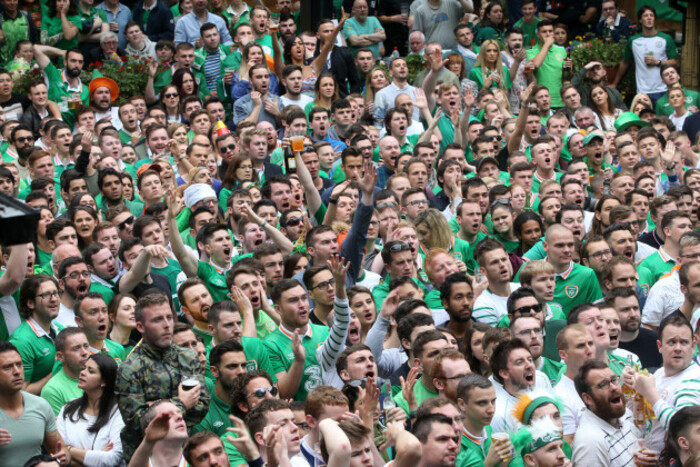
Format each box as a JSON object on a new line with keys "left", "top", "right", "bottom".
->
{"left": 594, "top": 375, "right": 620, "bottom": 390}
{"left": 487, "top": 135, "right": 502, "bottom": 142}
{"left": 589, "top": 249, "right": 612, "bottom": 259}
{"left": 198, "top": 198, "right": 217, "bottom": 206}
{"left": 164, "top": 93, "right": 179, "bottom": 99}
{"left": 118, "top": 216, "right": 135, "bottom": 230}
{"left": 246, "top": 386, "right": 279, "bottom": 398}
{"left": 285, "top": 216, "right": 303, "bottom": 227}
{"left": 15, "top": 136, "right": 34, "bottom": 143}
{"left": 311, "top": 278, "right": 336, "bottom": 290}
{"left": 219, "top": 144, "right": 236, "bottom": 153}
{"left": 407, "top": 199, "right": 428, "bottom": 207}
{"left": 516, "top": 327, "right": 543, "bottom": 338}
{"left": 64, "top": 270, "right": 91, "bottom": 280}
{"left": 37, "top": 290, "right": 62, "bottom": 300}
{"left": 513, "top": 304, "right": 542, "bottom": 315}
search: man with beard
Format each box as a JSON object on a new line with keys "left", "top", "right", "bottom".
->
{"left": 431, "top": 349, "right": 471, "bottom": 402}
{"left": 226, "top": 266, "right": 278, "bottom": 340}
{"left": 472, "top": 239, "right": 519, "bottom": 326}
{"left": 75, "top": 292, "right": 126, "bottom": 362}
{"left": 500, "top": 27, "right": 527, "bottom": 113}
{"left": 88, "top": 77, "right": 122, "bottom": 131}
{"left": 116, "top": 293, "right": 209, "bottom": 460}
{"left": 179, "top": 278, "right": 215, "bottom": 346}
{"left": 253, "top": 244, "right": 284, "bottom": 297}
{"left": 603, "top": 223, "right": 637, "bottom": 263}
{"left": 56, "top": 257, "right": 92, "bottom": 328}
{"left": 572, "top": 60, "right": 626, "bottom": 110}
{"left": 40, "top": 327, "right": 89, "bottom": 414}
{"left": 83, "top": 242, "right": 118, "bottom": 306}
{"left": 600, "top": 256, "right": 649, "bottom": 312}
{"left": 233, "top": 64, "right": 283, "bottom": 128}
{"left": 279, "top": 65, "right": 313, "bottom": 109}
{"left": 34, "top": 46, "right": 88, "bottom": 128}
{"left": 193, "top": 339, "right": 248, "bottom": 437}
{"left": 5, "top": 124, "right": 36, "bottom": 171}
{"left": 10, "top": 275, "right": 62, "bottom": 395}
{"left": 573, "top": 360, "right": 648, "bottom": 466}
{"left": 490, "top": 338, "right": 552, "bottom": 434}
{"left": 511, "top": 315, "right": 565, "bottom": 385}
{"left": 605, "top": 288, "right": 661, "bottom": 369}
{"left": 553, "top": 324, "right": 595, "bottom": 443}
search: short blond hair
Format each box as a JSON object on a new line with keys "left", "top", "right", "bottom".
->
{"left": 424, "top": 247, "right": 451, "bottom": 283}
{"left": 519, "top": 260, "right": 555, "bottom": 285}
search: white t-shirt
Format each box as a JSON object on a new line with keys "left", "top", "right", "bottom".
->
{"left": 472, "top": 283, "right": 521, "bottom": 326}
{"left": 490, "top": 372, "right": 552, "bottom": 433}
{"left": 280, "top": 94, "right": 313, "bottom": 109}
{"left": 554, "top": 374, "right": 586, "bottom": 436}
{"left": 642, "top": 271, "right": 684, "bottom": 328}
{"left": 626, "top": 33, "right": 677, "bottom": 94}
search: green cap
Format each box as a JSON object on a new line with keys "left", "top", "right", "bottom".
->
{"left": 614, "top": 111, "right": 650, "bottom": 132}
{"left": 582, "top": 132, "right": 604, "bottom": 146}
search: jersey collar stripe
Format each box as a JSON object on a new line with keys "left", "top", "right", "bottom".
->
{"left": 462, "top": 427, "right": 483, "bottom": 445}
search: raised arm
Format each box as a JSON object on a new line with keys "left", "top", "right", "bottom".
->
{"left": 292, "top": 139, "right": 323, "bottom": 216}
{"left": 508, "top": 83, "right": 534, "bottom": 154}
{"left": 32, "top": 44, "right": 66, "bottom": 70}
{"left": 166, "top": 189, "right": 198, "bottom": 277}
{"left": 241, "top": 203, "right": 294, "bottom": 255}
{"left": 317, "top": 255, "right": 351, "bottom": 372}
{"left": 119, "top": 245, "right": 169, "bottom": 293}
{"left": 311, "top": 9, "right": 349, "bottom": 77}
{"left": 0, "top": 243, "right": 28, "bottom": 296}
{"left": 422, "top": 52, "right": 447, "bottom": 110}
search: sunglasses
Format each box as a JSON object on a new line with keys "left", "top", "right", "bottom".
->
{"left": 388, "top": 241, "right": 412, "bottom": 252}
{"left": 15, "top": 136, "right": 34, "bottom": 143}
{"left": 246, "top": 386, "right": 279, "bottom": 398}
{"left": 219, "top": 144, "right": 236, "bottom": 153}
{"left": 491, "top": 198, "right": 511, "bottom": 207}
{"left": 118, "top": 216, "right": 135, "bottom": 230}
{"left": 285, "top": 216, "right": 303, "bottom": 227}
{"left": 513, "top": 304, "right": 542, "bottom": 315}
{"left": 164, "top": 93, "right": 179, "bottom": 99}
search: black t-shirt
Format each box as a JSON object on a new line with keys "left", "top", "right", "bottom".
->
{"left": 115, "top": 271, "right": 174, "bottom": 309}
{"left": 619, "top": 327, "right": 663, "bottom": 370}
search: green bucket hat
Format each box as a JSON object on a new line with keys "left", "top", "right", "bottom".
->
{"left": 614, "top": 111, "right": 650, "bottom": 132}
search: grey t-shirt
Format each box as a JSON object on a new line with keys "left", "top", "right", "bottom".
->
{"left": 412, "top": 0, "right": 464, "bottom": 50}
{"left": 0, "top": 392, "right": 57, "bottom": 466}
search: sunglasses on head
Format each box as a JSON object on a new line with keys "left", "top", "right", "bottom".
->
{"left": 388, "top": 241, "right": 412, "bottom": 252}
{"left": 118, "top": 216, "right": 135, "bottom": 230}
{"left": 246, "top": 386, "right": 279, "bottom": 398}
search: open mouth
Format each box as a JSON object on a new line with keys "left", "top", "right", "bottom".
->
{"left": 348, "top": 326, "right": 360, "bottom": 340}
{"left": 223, "top": 247, "right": 231, "bottom": 257}
{"left": 524, "top": 372, "right": 535, "bottom": 384}
{"left": 364, "top": 312, "right": 374, "bottom": 322}
{"left": 572, "top": 229, "right": 581, "bottom": 238}
{"left": 254, "top": 238, "right": 264, "bottom": 246}
{"left": 98, "top": 324, "right": 108, "bottom": 334}
{"left": 298, "top": 310, "right": 308, "bottom": 320}
{"left": 610, "top": 395, "right": 623, "bottom": 407}
{"left": 77, "top": 284, "right": 89, "bottom": 294}
{"left": 398, "top": 125, "right": 405, "bottom": 132}
{"left": 609, "top": 333, "right": 618, "bottom": 346}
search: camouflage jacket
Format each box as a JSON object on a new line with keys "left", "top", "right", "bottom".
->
{"left": 115, "top": 341, "right": 210, "bottom": 460}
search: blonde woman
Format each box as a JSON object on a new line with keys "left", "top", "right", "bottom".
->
{"left": 364, "top": 66, "right": 390, "bottom": 109}
{"left": 413, "top": 208, "right": 471, "bottom": 266}
{"left": 469, "top": 39, "right": 511, "bottom": 91}
{"left": 630, "top": 93, "right": 653, "bottom": 115}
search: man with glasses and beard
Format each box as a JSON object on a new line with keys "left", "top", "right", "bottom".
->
{"left": 573, "top": 359, "right": 655, "bottom": 466}
{"left": 5, "top": 124, "right": 36, "bottom": 168}
{"left": 33, "top": 46, "right": 88, "bottom": 128}
{"left": 55, "top": 257, "right": 92, "bottom": 328}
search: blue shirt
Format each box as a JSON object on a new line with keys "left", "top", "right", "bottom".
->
{"left": 95, "top": 3, "right": 132, "bottom": 50}
{"left": 174, "top": 11, "right": 232, "bottom": 46}
{"left": 233, "top": 94, "right": 284, "bottom": 127}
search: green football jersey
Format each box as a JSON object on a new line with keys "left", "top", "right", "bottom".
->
{"left": 552, "top": 262, "right": 603, "bottom": 316}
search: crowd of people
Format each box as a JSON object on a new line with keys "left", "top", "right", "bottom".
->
{"left": 0, "top": 0, "right": 699, "bottom": 465}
